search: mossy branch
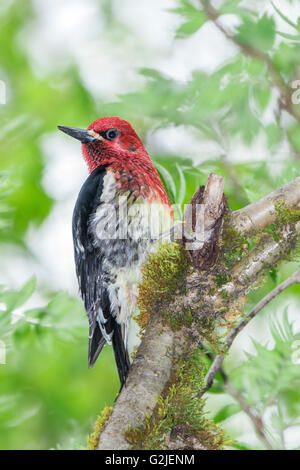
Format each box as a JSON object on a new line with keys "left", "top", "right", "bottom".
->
{"left": 96, "top": 176, "right": 300, "bottom": 450}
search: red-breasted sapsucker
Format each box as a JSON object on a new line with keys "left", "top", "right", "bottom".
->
{"left": 58, "top": 118, "right": 173, "bottom": 385}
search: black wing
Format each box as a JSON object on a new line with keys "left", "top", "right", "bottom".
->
{"left": 72, "top": 165, "right": 129, "bottom": 384}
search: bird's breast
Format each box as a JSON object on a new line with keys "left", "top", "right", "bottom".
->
{"left": 88, "top": 171, "right": 173, "bottom": 270}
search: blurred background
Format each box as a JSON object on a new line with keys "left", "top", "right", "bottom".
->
{"left": 0, "top": 0, "right": 300, "bottom": 450}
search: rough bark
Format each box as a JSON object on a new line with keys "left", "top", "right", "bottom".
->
{"left": 183, "top": 173, "right": 226, "bottom": 269}
{"left": 97, "top": 314, "right": 176, "bottom": 449}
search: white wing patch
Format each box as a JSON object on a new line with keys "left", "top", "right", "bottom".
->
{"left": 97, "top": 307, "right": 113, "bottom": 344}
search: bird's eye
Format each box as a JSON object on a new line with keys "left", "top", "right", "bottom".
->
{"left": 105, "top": 128, "right": 119, "bottom": 141}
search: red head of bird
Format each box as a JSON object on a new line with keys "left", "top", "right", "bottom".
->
{"left": 58, "top": 117, "right": 171, "bottom": 208}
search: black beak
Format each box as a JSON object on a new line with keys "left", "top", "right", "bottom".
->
{"left": 57, "top": 126, "right": 97, "bottom": 144}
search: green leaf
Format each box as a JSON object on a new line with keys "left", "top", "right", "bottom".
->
{"left": 213, "top": 404, "right": 242, "bottom": 423}
{"left": 229, "top": 442, "right": 254, "bottom": 450}
{"left": 176, "top": 15, "right": 207, "bottom": 38}
{"left": 175, "top": 164, "right": 186, "bottom": 207}
{"left": 208, "top": 380, "right": 226, "bottom": 394}
{"left": 270, "top": 308, "right": 294, "bottom": 344}
{"left": 171, "top": 1, "right": 207, "bottom": 38}
{"left": 277, "top": 31, "right": 300, "bottom": 41}
{"left": 13, "top": 319, "right": 32, "bottom": 347}
{"left": 155, "top": 162, "right": 177, "bottom": 204}
{"left": 14, "top": 278, "right": 36, "bottom": 309}
{"left": 230, "top": 308, "right": 300, "bottom": 419}
{"left": 235, "top": 13, "right": 276, "bottom": 52}
{"left": 0, "top": 277, "right": 36, "bottom": 313}
{"left": 273, "top": 42, "right": 300, "bottom": 75}
{"left": 288, "top": 125, "right": 300, "bottom": 151}
{"left": 253, "top": 84, "right": 271, "bottom": 110}
{"left": 265, "top": 123, "right": 282, "bottom": 149}
{"left": 219, "top": 0, "right": 243, "bottom": 15}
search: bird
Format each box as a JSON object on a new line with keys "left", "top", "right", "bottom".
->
{"left": 58, "top": 117, "right": 173, "bottom": 385}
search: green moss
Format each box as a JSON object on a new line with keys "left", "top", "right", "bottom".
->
{"left": 196, "top": 314, "right": 224, "bottom": 354}
{"left": 262, "top": 223, "right": 280, "bottom": 241}
{"left": 161, "top": 307, "right": 194, "bottom": 330}
{"left": 214, "top": 272, "right": 232, "bottom": 287}
{"left": 215, "top": 202, "right": 300, "bottom": 277}
{"left": 162, "top": 306, "right": 194, "bottom": 330}
{"left": 89, "top": 202, "right": 300, "bottom": 451}
{"left": 221, "top": 289, "right": 231, "bottom": 300}
{"left": 137, "top": 242, "right": 190, "bottom": 332}
{"left": 126, "top": 202, "right": 300, "bottom": 450}
{"left": 125, "top": 347, "right": 226, "bottom": 450}
{"left": 275, "top": 201, "right": 300, "bottom": 225}
{"left": 260, "top": 202, "right": 300, "bottom": 242}
{"left": 219, "top": 222, "right": 249, "bottom": 270}
{"left": 87, "top": 406, "right": 113, "bottom": 450}
{"left": 208, "top": 286, "right": 216, "bottom": 296}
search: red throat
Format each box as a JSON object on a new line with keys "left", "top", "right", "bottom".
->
{"left": 82, "top": 136, "right": 173, "bottom": 214}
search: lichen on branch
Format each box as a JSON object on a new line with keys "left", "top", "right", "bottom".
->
{"left": 96, "top": 176, "right": 300, "bottom": 451}
{"left": 87, "top": 406, "right": 113, "bottom": 450}
{"left": 125, "top": 346, "right": 226, "bottom": 450}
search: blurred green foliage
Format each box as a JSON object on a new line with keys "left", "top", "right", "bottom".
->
{"left": 209, "top": 309, "right": 300, "bottom": 450}
{"left": 0, "top": 277, "right": 119, "bottom": 450}
{"left": 0, "top": 0, "right": 300, "bottom": 450}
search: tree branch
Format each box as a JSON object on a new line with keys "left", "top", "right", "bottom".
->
{"left": 198, "top": 266, "right": 300, "bottom": 398}
{"left": 232, "top": 178, "right": 300, "bottom": 235}
{"left": 97, "top": 314, "right": 179, "bottom": 449}
{"left": 97, "top": 173, "right": 225, "bottom": 450}
{"left": 97, "top": 176, "right": 300, "bottom": 450}
{"left": 221, "top": 368, "right": 275, "bottom": 450}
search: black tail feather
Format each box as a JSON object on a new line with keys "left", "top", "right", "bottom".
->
{"left": 88, "top": 322, "right": 106, "bottom": 368}
{"left": 88, "top": 317, "right": 130, "bottom": 387}
{"left": 112, "top": 321, "right": 130, "bottom": 386}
